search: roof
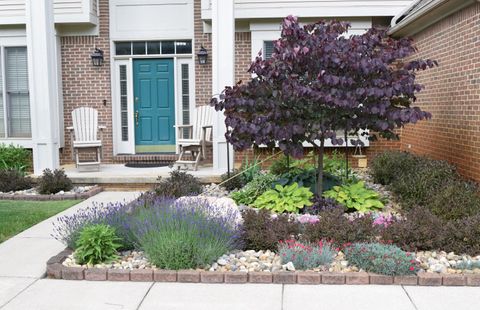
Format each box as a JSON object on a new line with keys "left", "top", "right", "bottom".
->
{"left": 389, "top": 0, "right": 478, "bottom": 37}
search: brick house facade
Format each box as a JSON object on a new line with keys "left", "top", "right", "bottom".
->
{"left": 0, "top": 0, "right": 418, "bottom": 174}
{"left": 391, "top": 1, "right": 480, "bottom": 183}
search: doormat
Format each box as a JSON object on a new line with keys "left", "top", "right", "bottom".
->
{"left": 125, "top": 162, "right": 171, "bottom": 168}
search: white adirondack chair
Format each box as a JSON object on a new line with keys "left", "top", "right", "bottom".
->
{"left": 66, "top": 107, "right": 106, "bottom": 171}
{"left": 174, "top": 105, "right": 214, "bottom": 170}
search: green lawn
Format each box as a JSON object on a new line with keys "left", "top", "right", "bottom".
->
{"left": 0, "top": 200, "right": 81, "bottom": 243}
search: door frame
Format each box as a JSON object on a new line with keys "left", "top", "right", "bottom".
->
{"left": 111, "top": 55, "right": 195, "bottom": 155}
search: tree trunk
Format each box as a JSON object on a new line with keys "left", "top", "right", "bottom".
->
{"left": 316, "top": 138, "right": 325, "bottom": 195}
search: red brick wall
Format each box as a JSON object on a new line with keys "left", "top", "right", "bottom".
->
{"left": 60, "top": 0, "right": 113, "bottom": 164}
{"left": 399, "top": 3, "right": 480, "bottom": 182}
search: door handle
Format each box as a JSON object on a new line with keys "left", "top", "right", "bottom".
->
{"left": 135, "top": 111, "right": 139, "bottom": 126}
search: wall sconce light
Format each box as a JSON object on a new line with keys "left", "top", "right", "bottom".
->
{"left": 197, "top": 45, "right": 208, "bottom": 65}
{"left": 90, "top": 48, "right": 104, "bottom": 67}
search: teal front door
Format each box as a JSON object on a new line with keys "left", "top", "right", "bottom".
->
{"left": 134, "top": 59, "right": 175, "bottom": 153}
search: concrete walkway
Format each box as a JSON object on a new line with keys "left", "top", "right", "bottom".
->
{"left": 1, "top": 192, "right": 479, "bottom": 310}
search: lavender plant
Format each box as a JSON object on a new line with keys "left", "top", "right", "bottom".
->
{"left": 131, "top": 199, "right": 242, "bottom": 270}
{"left": 212, "top": 16, "right": 436, "bottom": 194}
{"left": 278, "top": 239, "right": 336, "bottom": 269}
{"left": 52, "top": 202, "right": 136, "bottom": 250}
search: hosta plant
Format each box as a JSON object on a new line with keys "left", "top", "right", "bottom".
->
{"left": 75, "top": 224, "right": 121, "bottom": 265}
{"left": 253, "top": 182, "right": 313, "bottom": 213}
{"left": 323, "top": 181, "right": 384, "bottom": 212}
{"left": 278, "top": 239, "right": 336, "bottom": 270}
{"left": 231, "top": 172, "right": 278, "bottom": 206}
{"left": 344, "top": 242, "right": 419, "bottom": 276}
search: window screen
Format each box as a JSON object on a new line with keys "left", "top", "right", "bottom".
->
{"left": 119, "top": 65, "right": 128, "bottom": 141}
{"left": 264, "top": 41, "right": 275, "bottom": 59}
{"left": 6, "top": 47, "right": 30, "bottom": 138}
{"left": 181, "top": 64, "right": 190, "bottom": 139}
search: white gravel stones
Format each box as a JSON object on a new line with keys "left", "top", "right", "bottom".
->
{"left": 207, "top": 250, "right": 282, "bottom": 273}
{"left": 1, "top": 185, "right": 94, "bottom": 196}
{"left": 63, "top": 250, "right": 155, "bottom": 270}
{"left": 416, "top": 251, "right": 480, "bottom": 274}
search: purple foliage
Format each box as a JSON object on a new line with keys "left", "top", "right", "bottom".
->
{"left": 303, "top": 196, "right": 344, "bottom": 215}
{"left": 52, "top": 201, "right": 137, "bottom": 249}
{"left": 211, "top": 16, "right": 436, "bottom": 193}
{"left": 132, "top": 198, "right": 243, "bottom": 249}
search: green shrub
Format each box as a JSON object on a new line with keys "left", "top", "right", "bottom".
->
{"left": 444, "top": 214, "right": 480, "bottom": 256}
{"left": 240, "top": 156, "right": 261, "bottom": 184}
{"left": 275, "top": 168, "right": 340, "bottom": 193}
{"left": 370, "top": 151, "right": 417, "bottom": 185}
{"left": 0, "top": 169, "right": 33, "bottom": 192}
{"left": 75, "top": 224, "right": 121, "bottom": 265}
{"left": 426, "top": 180, "right": 480, "bottom": 220}
{"left": 0, "top": 144, "right": 31, "bottom": 172}
{"left": 380, "top": 206, "right": 446, "bottom": 252}
{"left": 37, "top": 169, "right": 73, "bottom": 194}
{"left": 302, "top": 208, "right": 377, "bottom": 246}
{"left": 220, "top": 169, "right": 247, "bottom": 191}
{"left": 323, "top": 181, "right": 384, "bottom": 212}
{"left": 389, "top": 159, "right": 457, "bottom": 209}
{"left": 269, "top": 154, "right": 315, "bottom": 176}
{"left": 241, "top": 209, "right": 300, "bottom": 251}
{"left": 231, "top": 173, "right": 277, "bottom": 206}
{"left": 154, "top": 170, "right": 202, "bottom": 198}
{"left": 253, "top": 182, "right": 313, "bottom": 213}
{"left": 344, "top": 243, "right": 419, "bottom": 276}
{"left": 278, "top": 240, "right": 335, "bottom": 269}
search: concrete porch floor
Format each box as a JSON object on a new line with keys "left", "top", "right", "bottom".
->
{"left": 61, "top": 164, "right": 225, "bottom": 188}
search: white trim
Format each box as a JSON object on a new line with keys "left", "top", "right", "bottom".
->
{"left": 112, "top": 59, "right": 135, "bottom": 154}
{"left": 175, "top": 58, "right": 195, "bottom": 154}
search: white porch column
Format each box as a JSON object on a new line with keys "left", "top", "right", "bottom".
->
{"left": 211, "top": 0, "right": 235, "bottom": 171}
{"left": 26, "top": 0, "right": 60, "bottom": 175}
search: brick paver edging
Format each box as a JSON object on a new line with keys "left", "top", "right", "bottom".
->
{"left": 0, "top": 186, "right": 103, "bottom": 201}
{"left": 46, "top": 249, "right": 480, "bottom": 286}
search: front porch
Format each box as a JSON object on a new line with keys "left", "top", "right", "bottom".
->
{"left": 61, "top": 164, "right": 225, "bottom": 190}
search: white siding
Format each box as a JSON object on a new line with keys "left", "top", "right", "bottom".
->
{"left": 110, "top": 0, "right": 194, "bottom": 40}
{"left": 0, "top": 0, "right": 98, "bottom": 25}
{"left": 202, "top": 0, "right": 414, "bottom": 19}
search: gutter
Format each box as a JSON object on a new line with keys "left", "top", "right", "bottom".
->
{"left": 389, "top": 0, "right": 478, "bottom": 37}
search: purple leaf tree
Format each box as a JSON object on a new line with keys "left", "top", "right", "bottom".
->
{"left": 211, "top": 16, "right": 437, "bottom": 194}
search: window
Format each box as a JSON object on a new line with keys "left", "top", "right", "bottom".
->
{"left": 180, "top": 64, "right": 190, "bottom": 138}
{"left": 263, "top": 41, "right": 275, "bottom": 59}
{"left": 114, "top": 40, "right": 193, "bottom": 56}
{"left": 0, "top": 47, "right": 31, "bottom": 138}
{"left": 119, "top": 65, "right": 128, "bottom": 141}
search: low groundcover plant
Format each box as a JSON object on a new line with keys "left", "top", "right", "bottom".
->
{"left": 344, "top": 242, "right": 419, "bottom": 276}
{"left": 278, "top": 239, "right": 335, "bottom": 270}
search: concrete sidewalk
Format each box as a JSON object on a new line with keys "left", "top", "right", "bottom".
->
{"left": 1, "top": 191, "right": 479, "bottom": 310}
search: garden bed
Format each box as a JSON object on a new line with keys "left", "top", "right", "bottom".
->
{"left": 45, "top": 152, "right": 480, "bottom": 287}
{"left": 0, "top": 185, "right": 103, "bottom": 201}
{"left": 47, "top": 249, "right": 480, "bottom": 286}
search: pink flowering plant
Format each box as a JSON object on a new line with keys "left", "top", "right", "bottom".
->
{"left": 278, "top": 239, "right": 336, "bottom": 269}
{"left": 344, "top": 242, "right": 419, "bottom": 276}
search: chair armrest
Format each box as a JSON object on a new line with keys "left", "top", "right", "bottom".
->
{"left": 66, "top": 126, "right": 74, "bottom": 131}
{"left": 174, "top": 125, "right": 193, "bottom": 128}
{"left": 202, "top": 125, "right": 213, "bottom": 129}
{"left": 98, "top": 126, "right": 107, "bottom": 130}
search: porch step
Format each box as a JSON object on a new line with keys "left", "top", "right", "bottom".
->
{"left": 113, "top": 154, "right": 183, "bottom": 164}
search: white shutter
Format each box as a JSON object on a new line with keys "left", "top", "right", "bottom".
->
{"left": 0, "top": 50, "right": 4, "bottom": 138}
{"left": 6, "top": 47, "right": 31, "bottom": 138}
